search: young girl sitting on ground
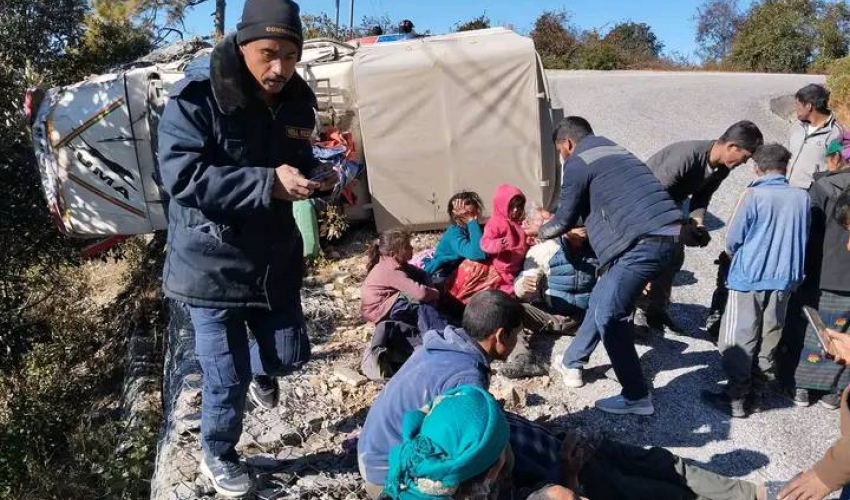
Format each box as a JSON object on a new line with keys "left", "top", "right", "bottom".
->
{"left": 360, "top": 229, "right": 446, "bottom": 332}
{"left": 480, "top": 184, "right": 531, "bottom": 294}
{"left": 446, "top": 184, "right": 530, "bottom": 303}
{"left": 422, "top": 191, "right": 487, "bottom": 282}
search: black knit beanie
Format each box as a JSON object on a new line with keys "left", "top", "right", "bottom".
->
{"left": 236, "top": 0, "right": 303, "bottom": 52}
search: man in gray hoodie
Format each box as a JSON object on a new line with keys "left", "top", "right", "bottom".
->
{"left": 787, "top": 84, "right": 844, "bottom": 190}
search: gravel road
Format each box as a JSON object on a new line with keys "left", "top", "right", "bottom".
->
{"left": 532, "top": 70, "right": 839, "bottom": 496}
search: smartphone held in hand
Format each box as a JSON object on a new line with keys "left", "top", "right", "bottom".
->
{"left": 803, "top": 306, "right": 835, "bottom": 356}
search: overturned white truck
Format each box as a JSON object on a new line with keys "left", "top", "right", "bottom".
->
{"left": 28, "top": 28, "right": 563, "bottom": 237}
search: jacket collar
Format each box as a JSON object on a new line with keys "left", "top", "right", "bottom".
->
{"left": 209, "top": 32, "right": 315, "bottom": 116}
{"left": 799, "top": 114, "right": 839, "bottom": 137}
{"left": 210, "top": 33, "right": 253, "bottom": 115}
{"left": 750, "top": 173, "right": 789, "bottom": 187}
{"left": 423, "top": 326, "right": 492, "bottom": 371}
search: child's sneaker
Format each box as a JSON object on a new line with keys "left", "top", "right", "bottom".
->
{"left": 818, "top": 392, "right": 841, "bottom": 410}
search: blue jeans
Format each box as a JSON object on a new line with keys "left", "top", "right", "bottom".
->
{"left": 189, "top": 303, "right": 310, "bottom": 460}
{"left": 840, "top": 485, "right": 850, "bottom": 500}
{"left": 562, "top": 239, "right": 680, "bottom": 400}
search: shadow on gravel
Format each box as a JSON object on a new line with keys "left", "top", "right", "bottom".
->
{"left": 673, "top": 269, "right": 698, "bottom": 286}
{"left": 669, "top": 302, "right": 711, "bottom": 339}
{"left": 703, "top": 211, "right": 726, "bottom": 232}
{"left": 691, "top": 450, "right": 770, "bottom": 477}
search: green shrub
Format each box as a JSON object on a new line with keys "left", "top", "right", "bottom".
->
{"left": 827, "top": 56, "right": 850, "bottom": 125}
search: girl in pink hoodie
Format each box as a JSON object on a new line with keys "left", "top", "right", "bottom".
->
{"left": 479, "top": 184, "right": 530, "bottom": 294}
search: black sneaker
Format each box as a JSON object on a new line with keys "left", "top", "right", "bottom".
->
{"left": 746, "top": 391, "right": 764, "bottom": 414}
{"left": 199, "top": 454, "right": 253, "bottom": 498}
{"left": 819, "top": 392, "right": 841, "bottom": 410}
{"left": 701, "top": 390, "right": 748, "bottom": 418}
{"left": 704, "top": 311, "right": 722, "bottom": 343}
{"left": 248, "top": 375, "right": 279, "bottom": 410}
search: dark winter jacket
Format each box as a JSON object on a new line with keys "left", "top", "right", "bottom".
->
{"left": 539, "top": 135, "right": 683, "bottom": 267}
{"left": 158, "top": 33, "right": 319, "bottom": 309}
{"left": 646, "top": 139, "right": 730, "bottom": 222}
{"left": 357, "top": 326, "right": 490, "bottom": 485}
{"left": 513, "top": 238, "right": 597, "bottom": 310}
{"left": 809, "top": 169, "right": 850, "bottom": 293}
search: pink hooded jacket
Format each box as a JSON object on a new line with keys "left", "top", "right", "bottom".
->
{"left": 480, "top": 184, "right": 530, "bottom": 294}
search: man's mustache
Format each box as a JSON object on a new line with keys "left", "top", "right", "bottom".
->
{"left": 264, "top": 76, "right": 290, "bottom": 85}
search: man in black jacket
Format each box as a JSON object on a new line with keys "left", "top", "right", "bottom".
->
{"left": 637, "top": 121, "right": 764, "bottom": 337}
{"left": 158, "top": 0, "right": 333, "bottom": 496}
{"left": 540, "top": 117, "right": 682, "bottom": 415}
{"left": 788, "top": 138, "right": 850, "bottom": 406}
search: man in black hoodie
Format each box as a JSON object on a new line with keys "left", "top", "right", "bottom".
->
{"left": 158, "top": 0, "right": 333, "bottom": 496}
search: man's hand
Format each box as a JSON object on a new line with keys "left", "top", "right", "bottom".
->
{"left": 559, "top": 431, "right": 585, "bottom": 491}
{"left": 521, "top": 275, "right": 539, "bottom": 296}
{"left": 778, "top": 470, "right": 832, "bottom": 500}
{"left": 680, "top": 221, "right": 711, "bottom": 247}
{"left": 826, "top": 329, "right": 850, "bottom": 364}
{"left": 273, "top": 165, "right": 319, "bottom": 201}
{"left": 565, "top": 227, "right": 588, "bottom": 249}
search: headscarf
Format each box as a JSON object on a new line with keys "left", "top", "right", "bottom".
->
{"left": 383, "top": 386, "right": 510, "bottom": 500}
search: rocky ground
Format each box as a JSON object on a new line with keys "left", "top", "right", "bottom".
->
{"left": 151, "top": 71, "right": 845, "bottom": 500}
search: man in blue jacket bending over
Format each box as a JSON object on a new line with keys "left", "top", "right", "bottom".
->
{"left": 157, "top": 0, "right": 334, "bottom": 496}
{"left": 539, "top": 116, "right": 683, "bottom": 416}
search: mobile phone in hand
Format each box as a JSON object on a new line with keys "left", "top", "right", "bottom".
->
{"left": 803, "top": 306, "right": 835, "bottom": 355}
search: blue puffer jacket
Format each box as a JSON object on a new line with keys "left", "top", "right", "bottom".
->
{"left": 158, "top": 33, "right": 319, "bottom": 309}
{"left": 539, "top": 136, "right": 683, "bottom": 267}
{"left": 547, "top": 239, "right": 597, "bottom": 310}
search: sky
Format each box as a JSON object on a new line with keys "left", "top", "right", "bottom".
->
{"left": 181, "top": 0, "right": 758, "bottom": 61}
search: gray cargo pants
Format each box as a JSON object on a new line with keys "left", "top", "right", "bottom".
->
{"left": 718, "top": 289, "right": 790, "bottom": 399}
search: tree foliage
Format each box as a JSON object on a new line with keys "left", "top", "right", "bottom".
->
{"left": 577, "top": 30, "right": 623, "bottom": 70}
{"left": 694, "top": 0, "right": 743, "bottom": 63}
{"left": 604, "top": 21, "right": 664, "bottom": 64}
{"left": 814, "top": 2, "right": 850, "bottom": 68}
{"left": 827, "top": 56, "right": 850, "bottom": 124}
{"left": 699, "top": 0, "right": 850, "bottom": 73}
{"left": 530, "top": 10, "right": 582, "bottom": 70}
{"left": 92, "top": 0, "right": 221, "bottom": 43}
{"left": 727, "top": 0, "right": 818, "bottom": 73}
{"left": 0, "top": 2, "right": 157, "bottom": 496}
{"left": 531, "top": 11, "right": 670, "bottom": 70}
{"left": 302, "top": 12, "right": 340, "bottom": 40}
{"left": 454, "top": 13, "right": 491, "bottom": 32}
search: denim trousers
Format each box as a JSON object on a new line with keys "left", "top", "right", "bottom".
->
{"left": 189, "top": 303, "right": 310, "bottom": 460}
{"left": 562, "top": 239, "right": 680, "bottom": 400}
